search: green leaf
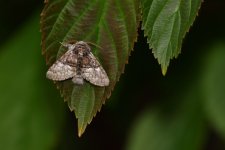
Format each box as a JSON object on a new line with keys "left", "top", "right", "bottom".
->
{"left": 141, "top": 0, "right": 202, "bottom": 74}
{"left": 0, "top": 14, "right": 64, "bottom": 150}
{"left": 201, "top": 43, "right": 225, "bottom": 139}
{"left": 126, "top": 91, "right": 206, "bottom": 150}
{"left": 41, "top": 0, "right": 140, "bottom": 136}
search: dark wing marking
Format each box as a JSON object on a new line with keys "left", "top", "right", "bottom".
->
{"left": 82, "top": 53, "right": 109, "bottom": 86}
{"left": 46, "top": 49, "right": 77, "bottom": 81}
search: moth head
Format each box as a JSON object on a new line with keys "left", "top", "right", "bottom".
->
{"left": 76, "top": 41, "right": 89, "bottom": 47}
{"left": 75, "top": 41, "right": 91, "bottom": 52}
{"left": 76, "top": 41, "right": 85, "bottom": 44}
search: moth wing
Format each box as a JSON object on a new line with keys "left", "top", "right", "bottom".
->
{"left": 82, "top": 53, "right": 109, "bottom": 86}
{"left": 46, "top": 49, "right": 77, "bottom": 81}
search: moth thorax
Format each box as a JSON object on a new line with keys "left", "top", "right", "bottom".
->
{"left": 82, "top": 57, "right": 90, "bottom": 65}
{"left": 78, "top": 50, "right": 83, "bottom": 57}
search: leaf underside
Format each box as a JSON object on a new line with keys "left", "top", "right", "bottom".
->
{"left": 41, "top": 0, "right": 140, "bottom": 136}
{"left": 141, "top": 0, "right": 202, "bottom": 74}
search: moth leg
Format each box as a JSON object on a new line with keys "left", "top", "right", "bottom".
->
{"left": 72, "top": 75, "right": 84, "bottom": 85}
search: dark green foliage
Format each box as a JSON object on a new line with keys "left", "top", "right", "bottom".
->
{"left": 1, "top": 0, "right": 225, "bottom": 150}
{"left": 40, "top": 0, "right": 202, "bottom": 135}
{"left": 0, "top": 15, "right": 64, "bottom": 150}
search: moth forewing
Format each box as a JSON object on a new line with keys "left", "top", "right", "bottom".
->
{"left": 82, "top": 68, "right": 109, "bottom": 86}
{"left": 46, "top": 48, "right": 77, "bottom": 81}
{"left": 82, "top": 53, "right": 109, "bottom": 86}
{"left": 46, "top": 41, "right": 109, "bottom": 87}
{"left": 46, "top": 61, "right": 76, "bottom": 81}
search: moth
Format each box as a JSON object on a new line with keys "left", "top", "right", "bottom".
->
{"left": 46, "top": 41, "right": 109, "bottom": 86}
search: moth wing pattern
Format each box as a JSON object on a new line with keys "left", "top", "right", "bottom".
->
{"left": 82, "top": 53, "right": 109, "bottom": 86}
{"left": 46, "top": 49, "right": 77, "bottom": 81}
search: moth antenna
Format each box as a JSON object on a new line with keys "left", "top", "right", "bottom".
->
{"left": 58, "top": 39, "right": 78, "bottom": 46}
{"left": 87, "top": 42, "right": 103, "bottom": 50}
{"left": 59, "top": 41, "right": 66, "bottom": 46}
{"left": 54, "top": 39, "right": 64, "bottom": 46}
{"left": 58, "top": 41, "right": 72, "bottom": 48}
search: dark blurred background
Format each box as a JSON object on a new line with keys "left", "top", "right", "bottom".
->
{"left": 0, "top": 0, "right": 225, "bottom": 150}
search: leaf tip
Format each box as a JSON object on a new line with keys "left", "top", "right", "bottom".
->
{"left": 161, "top": 66, "right": 167, "bottom": 76}
{"left": 78, "top": 126, "right": 85, "bottom": 137}
{"left": 77, "top": 121, "right": 87, "bottom": 137}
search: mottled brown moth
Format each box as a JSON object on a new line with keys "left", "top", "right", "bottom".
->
{"left": 46, "top": 41, "right": 109, "bottom": 86}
